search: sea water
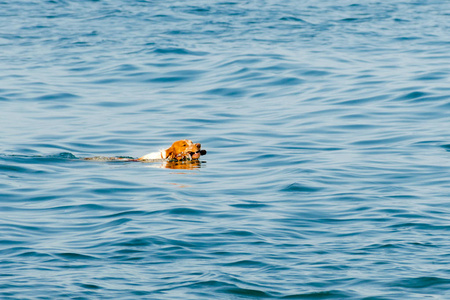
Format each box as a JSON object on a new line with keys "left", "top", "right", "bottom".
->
{"left": 1, "top": 0, "right": 450, "bottom": 299}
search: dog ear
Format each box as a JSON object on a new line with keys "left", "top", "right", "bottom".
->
{"left": 165, "top": 146, "right": 176, "bottom": 160}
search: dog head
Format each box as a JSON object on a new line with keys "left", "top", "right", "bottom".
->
{"left": 165, "top": 139, "right": 206, "bottom": 161}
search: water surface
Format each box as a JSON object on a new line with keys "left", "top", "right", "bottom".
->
{"left": 1, "top": 0, "right": 450, "bottom": 299}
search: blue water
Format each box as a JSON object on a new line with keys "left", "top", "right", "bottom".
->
{"left": 1, "top": 0, "right": 450, "bottom": 298}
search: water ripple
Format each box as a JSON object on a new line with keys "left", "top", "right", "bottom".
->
{"left": 1, "top": 0, "right": 450, "bottom": 299}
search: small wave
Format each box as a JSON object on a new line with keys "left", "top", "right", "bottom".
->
{"left": 0, "top": 164, "right": 32, "bottom": 173}
{"left": 282, "top": 183, "right": 323, "bottom": 193}
{"left": 167, "top": 207, "right": 206, "bottom": 216}
{"left": 153, "top": 47, "right": 209, "bottom": 56}
{"left": 204, "top": 87, "right": 246, "bottom": 97}
{"left": 395, "top": 91, "right": 430, "bottom": 102}
{"left": 77, "top": 283, "right": 102, "bottom": 290}
{"left": 146, "top": 76, "right": 194, "bottom": 83}
{"left": 440, "top": 144, "right": 450, "bottom": 151}
{"left": 281, "top": 290, "right": 353, "bottom": 299}
{"left": 56, "top": 252, "right": 100, "bottom": 261}
{"left": 279, "top": 16, "right": 309, "bottom": 23}
{"left": 413, "top": 71, "right": 447, "bottom": 81}
{"left": 269, "top": 77, "right": 304, "bottom": 86}
{"left": 33, "top": 92, "right": 80, "bottom": 102}
{"left": 392, "top": 276, "right": 450, "bottom": 289}
{"left": 219, "top": 287, "right": 271, "bottom": 298}
{"left": 49, "top": 152, "right": 78, "bottom": 159}
{"left": 339, "top": 17, "right": 373, "bottom": 23}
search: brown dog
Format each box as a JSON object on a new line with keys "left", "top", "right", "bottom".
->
{"left": 85, "top": 139, "right": 206, "bottom": 163}
{"left": 138, "top": 139, "right": 206, "bottom": 161}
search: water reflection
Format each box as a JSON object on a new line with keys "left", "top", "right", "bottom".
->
{"left": 149, "top": 160, "right": 204, "bottom": 170}
{"left": 83, "top": 156, "right": 204, "bottom": 169}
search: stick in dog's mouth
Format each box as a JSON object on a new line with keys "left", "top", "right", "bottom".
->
{"left": 185, "top": 150, "right": 207, "bottom": 160}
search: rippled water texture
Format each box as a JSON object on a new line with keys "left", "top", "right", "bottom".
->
{"left": 1, "top": 0, "right": 450, "bottom": 299}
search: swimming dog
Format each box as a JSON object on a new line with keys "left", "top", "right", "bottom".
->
{"left": 85, "top": 139, "right": 207, "bottom": 162}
